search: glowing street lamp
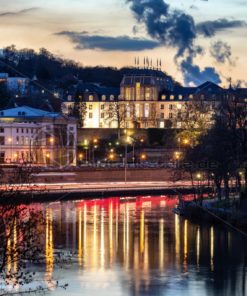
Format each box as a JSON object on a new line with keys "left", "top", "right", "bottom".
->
{"left": 183, "top": 138, "right": 189, "bottom": 145}
{"left": 140, "top": 153, "right": 147, "bottom": 161}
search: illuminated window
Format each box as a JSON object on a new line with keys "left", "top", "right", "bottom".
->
{"left": 110, "top": 95, "right": 114, "bottom": 101}
{"left": 136, "top": 82, "right": 141, "bottom": 101}
{"left": 170, "top": 95, "right": 174, "bottom": 100}
{"left": 179, "top": 95, "right": 183, "bottom": 100}
{"left": 101, "top": 104, "right": 105, "bottom": 110}
{"left": 145, "top": 87, "right": 150, "bottom": 100}
{"left": 102, "top": 95, "right": 106, "bottom": 101}
{"left": 161, "top": 95, "right": 166, "bottom": 100}
{"left": 89, "top": 104, "right": 93, "bottom": 110}
{"left": 189, "top": 94, "right": 193, "bottom": 99}
{"left": 89, "top": 95, "right": 94, "bottom": 101}
{"left": 89, "top": 113, "right": 93, "bottom": 118}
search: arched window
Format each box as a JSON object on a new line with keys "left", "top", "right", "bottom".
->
{"left": 110, "top": 95, "right": 114, "bottom": 101}
{"left": 89, "top": 95, "right": 94, "bottom": 101}
{"left": 102, "top": 95, "right": 106, "bottom": 101}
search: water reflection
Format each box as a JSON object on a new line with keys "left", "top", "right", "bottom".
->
{"left": 9, "top": 196, "right": 247, "bottom": 296}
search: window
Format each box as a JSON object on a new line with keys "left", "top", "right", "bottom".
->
{"left": 89, "top": 104, "right": 93, "bottom": 110}
{"left": 110, "top": 95, "right": 114, "bottom": 101}
{"left": 26, "top": 128, "right": 29, "bottom": 133}
{"left": 169, "top": 104, "right": 173, "bottom": 110}
{"left": 160, "top": 113, "right": 165, "bottom": 119}
{"left": 179, "top": 95, "right": 183, "bottom": 100}
{"left": 170, "top": 95, "right": 174, "bottom": 100}
{"left": 89, "top": 113, "right": 93, "bottom": 119}
{"left": 161, "top": 95, "right": 166, "bottom": 100}
{"left": 16, "top": 136, "right": 19, "bottom": 144}
{"left": 169, "top": 113, "right": 173, "bottom": 119}
{"left": 102, "top": 95, "right": 106, "bottom": 101}
{"left": 189, "top": 94, "right": 193, "bottom": 99}
{"left": 0, "top": 128, "right": 4, "bottom": 133}
{"left": 101, "top": 113, "right": 105, "bottom": 119}
{"left": 101, "top": 104, "right": 105, "bottom": 110}
{"left": 21, "top": 128, "right": 24, "bottom": 133}
{"left": 136, "top": 83, "right": 141, "bottom": 100}
{"left": 16, "top": 128, "right": 19, "bottom": 133}
{"left": 69, "top": 126, "right": 74, "bottom": 131}
{"left": 89, "top": 95, "right": 94, "bottom": 101}
{"left": 160, "top": 104, "right": 164, "bottom": 110}
{"left": 0, "top": 136, "right": 4, "bottom": 145}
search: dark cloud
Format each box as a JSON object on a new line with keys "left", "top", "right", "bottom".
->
{"left": 196, "top": 19, "right": 246, "bottom": 37}
{"left": 127, "top": 0, "right": 197, "bottom": 58}
{"left": 181, "top": 56, "right": 222, "bottom": 85}
{"left": 56, "top": 31, "right": 160, "bottom": 51}
{"left": 0, "top": 7, "right": 39, "bottom": 17}
{"left": 210, "top": 41, "right": 235, "bottom": 65}
{"left": 126, "top": 0, "right": 221, "bottom": 85}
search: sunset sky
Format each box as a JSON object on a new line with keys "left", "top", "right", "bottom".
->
{"left": 0, "top": 0, "right": 246, "bottom": 86}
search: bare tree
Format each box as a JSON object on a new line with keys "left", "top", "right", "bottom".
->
{"left": 0, "top": 166, "right": 68, "bottom": 295}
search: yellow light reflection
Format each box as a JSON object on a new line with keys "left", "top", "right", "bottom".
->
{"left": 109, "top": 202, "right": 113, "bottom": 265}
{"left": 140, "top": 210, "right": 145, "bottom": 255}
{"left": 210, "top": 226, "right": 214, "bottom": 271}
{"left": 100, "top": 208, "right": 105, "bottom": 268}
{"left": 93, "top": 204, "right": 98, "bottom": 268}
{"left": 196, "top": 226, "right": 200, "bottom": 268}
{"left": 83, "top": 204, "right": 87, "bottom": 266}
{"left": 78, "top": 209, "right": 82, "bottom": 266}
{"left": 125, "top": 204, "right": 130, "bottom": 270}
{"left": 183, "top": 219, "right": 188, "bottom": 270}
{"left": 45, "top": 208, "right": 54, "bottom": 286}
{"left": 159, "top": 218, "right": 164, "bottom": 271}
{"left": 175, "top": 214, "right": 180, "bottom": 263}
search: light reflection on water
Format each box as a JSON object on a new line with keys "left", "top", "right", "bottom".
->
{"left": 13, "top": 196, "right": 247, "bottom": 295}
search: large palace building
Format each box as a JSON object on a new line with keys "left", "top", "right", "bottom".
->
{"left": 62, "top": 68, "right": 247, "bottom": 129}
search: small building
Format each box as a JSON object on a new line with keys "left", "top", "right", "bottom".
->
{"left": 0, "top": 73, "right": 30, "bottom": 96}
{"left": 0, "top": 106, "right": 77, "bottom": 166}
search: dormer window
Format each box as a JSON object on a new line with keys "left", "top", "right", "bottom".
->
{"left": 102, "top": 95, "right": 106, "bottom": 101}
{"left": 110, "top": 95, "right": 114, "bottom": 101}
{"left": 170, "top": 95, "right": 174, "bottom": 100}
{"left": 89, "top": 95, "right": 94, "bottom": 101}
{"left": 179, "top": 95, "right": 183, "bottom": 100}
{"left": 161, "top": 95, "right": 166, "bottom": 100}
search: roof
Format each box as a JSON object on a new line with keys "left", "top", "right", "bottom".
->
{"left": 0, "top": 106, "right": 62, "bottom": 118}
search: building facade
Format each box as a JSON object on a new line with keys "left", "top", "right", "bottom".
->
{"left": 61, "top": 69, "right": 247, "bottom": 130}
{"left": 0, "top": 106, "right": 77, "bottom": 166}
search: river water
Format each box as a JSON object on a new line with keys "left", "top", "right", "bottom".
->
{"left": 9, "top": 196, "right": 247, "bottom": 296}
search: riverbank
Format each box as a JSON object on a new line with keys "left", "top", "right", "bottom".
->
{"left": 174, "top": 197, "right": 247, "bottom": 229}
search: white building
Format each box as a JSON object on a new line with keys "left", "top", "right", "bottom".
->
{"left": 0, "top": 106, "right": 77, "bottom": 166}
{"left": 0, "top": 73, "right": 30, "bottom": 96}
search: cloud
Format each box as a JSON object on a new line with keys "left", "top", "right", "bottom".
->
{"left": 196, "top": 19, "right": 246, "bottom": 37}
{"left": 55, "top": 31, "right": 161, "bottom": 51}
{"left": 126, "top": 0, "right": 197, "bottom": 58}
{"left": 126, "top": 0, "right": 221, "bottom": 85}
{"left": 210, "top": 41, "right": 235, "bottom": 65}
{"left": 181, "top": 56, "right": 222, "bottom": 85}
{"left": 0, "top": 7, "right": 39, "bottom": 17}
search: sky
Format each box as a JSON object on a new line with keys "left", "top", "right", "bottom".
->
{"left": 0, "top": 0, "right": 246, "bottom": 86}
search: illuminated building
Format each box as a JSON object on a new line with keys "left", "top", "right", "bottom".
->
{"left": 0, "top": 106, "right": 77, "bottom": 166}
{"left": 61, "top": 70, "right": 247, "bottom": 130}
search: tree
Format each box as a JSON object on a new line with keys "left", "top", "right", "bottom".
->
{"left": 70, "top": 95, "right": 87, "bottom": 128}
{"left": 0, "top": 166, "right": 68, "bottom": 295}
{"left": 175, "top": 95, "right": 214, "bottom": 146}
